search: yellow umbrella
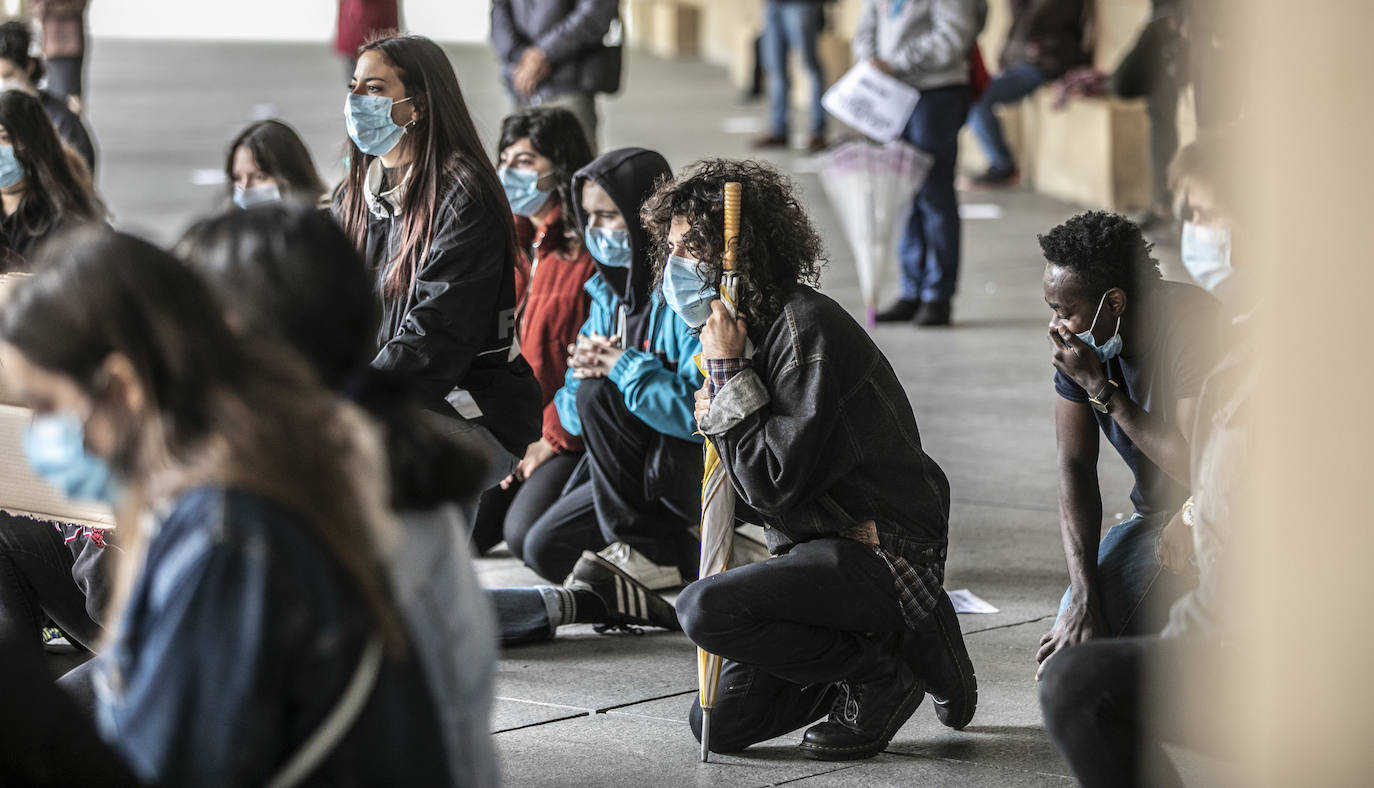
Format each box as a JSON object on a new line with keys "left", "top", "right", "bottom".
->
{"left": 697, "top": 181, "right": 743, "bottom": 763}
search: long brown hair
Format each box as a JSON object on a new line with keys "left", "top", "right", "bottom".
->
{"left": 223, "top": 119, "right": 327, "bottom": 203}
{"left": 336, "top": 34, "right": 519, "bottom": 301}
{"left": 0, "top": 89, "right": 103, "bottom": 237}
{"left": 0, "top": 227, "right": 406, "bottom": 653}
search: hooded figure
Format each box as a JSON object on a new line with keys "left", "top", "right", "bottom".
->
{"left": 506, "top": 147, "right": 704, "bottom": 589}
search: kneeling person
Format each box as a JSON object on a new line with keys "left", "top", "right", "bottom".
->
{"left": 647, "top": 160, "right": 977, "bottom": 760}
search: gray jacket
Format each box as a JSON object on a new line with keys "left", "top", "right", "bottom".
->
{"left": 852, "top": 0, "right": 986, "bottom": 90}
{"left": 491, "top": 0, "right": 622, "bottom": 97}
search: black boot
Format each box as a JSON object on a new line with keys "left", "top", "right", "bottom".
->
{"left": 798, "top": 638, "right": 926, "bottom": 761}
{"left": 874, "top": 297, "right": 920, "bottom": 323}
{"left": 911, "top": 591, "right": 978, "bottom": 729}
{"left": 914, "top": 299, "right": 952, "bottom": 327}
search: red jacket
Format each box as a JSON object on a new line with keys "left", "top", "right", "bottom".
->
{"left": 513, "top": 206, "right": 597, "bottom": 454}
{"left": 336, "top": 0, "right": 400, "bottom": 57}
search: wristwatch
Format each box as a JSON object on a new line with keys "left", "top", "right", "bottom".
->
{"left": 1088, "top": 379, "right": 1120, "bottom": 414}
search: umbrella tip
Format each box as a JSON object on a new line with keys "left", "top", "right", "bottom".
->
{"left": 700, "top": 710, "right": 712, "bottom": 763}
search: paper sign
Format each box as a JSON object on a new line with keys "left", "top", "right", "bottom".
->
{"left": 822, "top": 60, "right": 921, "bottom": 143}
{"left": 947, "top": 588, "right": 999, "bottom": 614}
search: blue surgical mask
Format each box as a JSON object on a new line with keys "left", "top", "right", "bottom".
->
{"left": 661, "top": 254, "right": 716, "bottom": 328}
{"left": 585, "top": 225, "right": 631, "bottom": 268}
{"left": 0, "top": 144, "right": 23, "bottom": 189}
{"left": 233, "top": 182, "right": 281, "bottom": 210}
{"left": 499, "top": 167, "right": 553, "bottom": 217}
{"left": 345, "top": 93, "right": 412, "bottom": 157}
{"left": 1180, "top": 221, "right": 1233, "bottom": 293}
{"left": 22, "top": 413, "right": 120, "bottom": 504}
{"left": 1076, "top": 291, "right": 1123, "bottom": 363}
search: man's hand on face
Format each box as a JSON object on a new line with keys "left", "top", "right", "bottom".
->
{"left": 700, "top": 300, "right": 748, "bottom": 361}
{"left": 1048, "top": 324, "right": 1109, "bottom": 396}
{"left": 1036, "top": 599, "right": 1108, "bottom": 680}
{"left": 568, "top": 333, "right": 624, "bottom": 379}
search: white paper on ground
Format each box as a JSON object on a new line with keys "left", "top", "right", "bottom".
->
{"left": 721, "top": 116, "right": 766, "bottom": 135}
{"left": 947, "top": 588, "right": 999, "bottom": 614}
{"left": 959, "top": 202, "right": 1005, "bottom": 220}
{"left": 822, "top": 60, "right": 921, "bottom": 143}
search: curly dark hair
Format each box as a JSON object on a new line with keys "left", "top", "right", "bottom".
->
{"left": 641, "top": 158, "right": 825, "bottom": 328}
{"left": 1037, "top": 210, "right": 1161, "bottom": 299}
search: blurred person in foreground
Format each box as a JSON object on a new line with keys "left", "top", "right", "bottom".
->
{"left": 0, "top": 228, "right": 451, "bottom": 785}
{"left": 1041, "top": 128, "right": 1249, "bottom": 787}
{"left": 652, "top": 159, "right": 976, "bottom": 760}
{"left": 1035, "top": 210, "right": 1218, "bottom": 679}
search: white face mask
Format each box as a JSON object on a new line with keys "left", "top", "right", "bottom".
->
{"left": 1180, "top": 221, "right": 1233, "bottom": 293}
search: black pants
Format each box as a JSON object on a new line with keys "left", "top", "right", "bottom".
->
{"left": 677, "top": 538, "right": 909, "bottom": 752}
{"left": 1112, "top": 15, "right": 1186, "bottom": 210}
{"left": 509, "top": 378, "right": 702, "bottom": 583}
{"left": 471, "top": 451, "right": 582, "bottom": 555}
{"left": 1039, "top": 635, "right": 1225, "bottom": 787}
{"left": 0, "top": 513, "right": 107, "bottom": 649}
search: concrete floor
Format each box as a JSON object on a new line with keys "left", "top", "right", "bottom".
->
{"left": 83, "top": 38, "right": 1192, "bottom": 786}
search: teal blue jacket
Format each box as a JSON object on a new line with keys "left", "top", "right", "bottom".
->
{"left": 554, "top": 273, "right": 704, "bottom": 443}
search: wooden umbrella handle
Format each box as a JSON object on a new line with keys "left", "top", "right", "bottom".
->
{"left": 723, "top": 182, "right": 741, "bottom": 272}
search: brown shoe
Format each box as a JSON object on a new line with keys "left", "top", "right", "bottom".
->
{"left": 752, "top": 134, "right": 788, "bottom": 150}
{"left": 807, "top": 134, "right": 828, "bottom": 153}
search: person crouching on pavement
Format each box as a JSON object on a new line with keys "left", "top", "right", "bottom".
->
{"left": 645, "top": 159, "right": 978, "bottom": 760}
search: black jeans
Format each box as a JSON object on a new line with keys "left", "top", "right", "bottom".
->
{"left": 471, "top": 450, "right": 582, "bottom": 555}
{"left": 1112, "top": 15, "right": 1186, "bottom": 210}
{"left": 1040, "top": 635, "right": 1224, "bottom": 787}
{"left": 0, "top": 513, "right": 107, "bottom": 649}
{"left": 677, "top": 537, "right": 909, "bottom": 752}
{"left": 511, "top": 378, "right": 702, "bottom": 583}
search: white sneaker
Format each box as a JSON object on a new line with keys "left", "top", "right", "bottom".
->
{"left": 593, "top": 541, "right": 683, "bottom": 591}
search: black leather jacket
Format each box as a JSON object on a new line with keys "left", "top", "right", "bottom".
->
{"left": 350, "top": 169, "right": 541, "bottom": 456}
{"left": 700, "top": 285, "right": 952, "bottom": 570}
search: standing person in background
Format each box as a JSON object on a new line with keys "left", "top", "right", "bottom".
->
{"left": 490, "top": 0, "right": 620, "bottom": 149}
{"left": 966, "top": 0, "right": 1088, "bottom": 188}
{"left": 864, "top": 0, "right": 986, "bottom": 328}
{"left": 471, "top": 107, "right": 596, "bottom": 554}
{"left": 0, "top": 89, "right": 103, "bottom": 261}
{"left": 31, "top": 0, "right": 86, "bottom": 114}
{"left": 334, "top": 34, "right": 542, "bottom": 489}
{"left": 335, "top": 0, "right": 400, "bottom": 78}
{"left": 0, "top": 21, "right": 95, "bottom": 173}
{"left": 224, "top": 119, "right": 328, "bottom": 210}
{"left": 1111, "top": 0, "right": 1187, "bottom": 231}
{"left": 752, "top": 0, "right": 829, "bottom": 153}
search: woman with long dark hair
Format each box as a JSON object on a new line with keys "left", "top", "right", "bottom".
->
{"left": 0, "top": 228, "right": 450, "bottom": 785}
{"left": 470, "top": 106, "right": 596, "bottom": 554}
{"left": 224, "top": 119, "right": 328, "bottom": 209}
{"left": 0, "top": 20, "right": 96, "bottom": 172}
{"left": 0, "top": 89, "right": 102, "bottom": 260}
{"left": 333, "top": 34, "right": 540, "bottom": 479}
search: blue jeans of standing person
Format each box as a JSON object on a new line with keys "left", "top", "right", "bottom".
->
{"left": 968, "top": 61, "right": 1047, "bottom": 175}
{"left": 897, "top": 85, "right": 971, "bottom": 304}
{"left": 1055, "top": 512, "right": 1195, "bottom": 635}
{"left": 763, "top": 0, "right": 827, "bottom": 138}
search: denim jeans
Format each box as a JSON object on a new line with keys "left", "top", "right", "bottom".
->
{"left": 1055, "top": 513, "right": 1194, "bottom": 635}
{"left": 896, "top": 85, "right": 971, "bottom": 303}
{"left": 967, "top": 61, "right": 1046, "bottom": 174}
{"left": 763, "top": 1, "right": 826, "bottom": 137}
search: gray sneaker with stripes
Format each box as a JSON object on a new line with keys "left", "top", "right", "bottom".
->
{"left": 566, "top": 550, "right": 681, "bottom": 631}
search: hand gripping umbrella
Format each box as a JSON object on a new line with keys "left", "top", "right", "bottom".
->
{"left": 697, "top": 181, "right": 744, "bottom": 763}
